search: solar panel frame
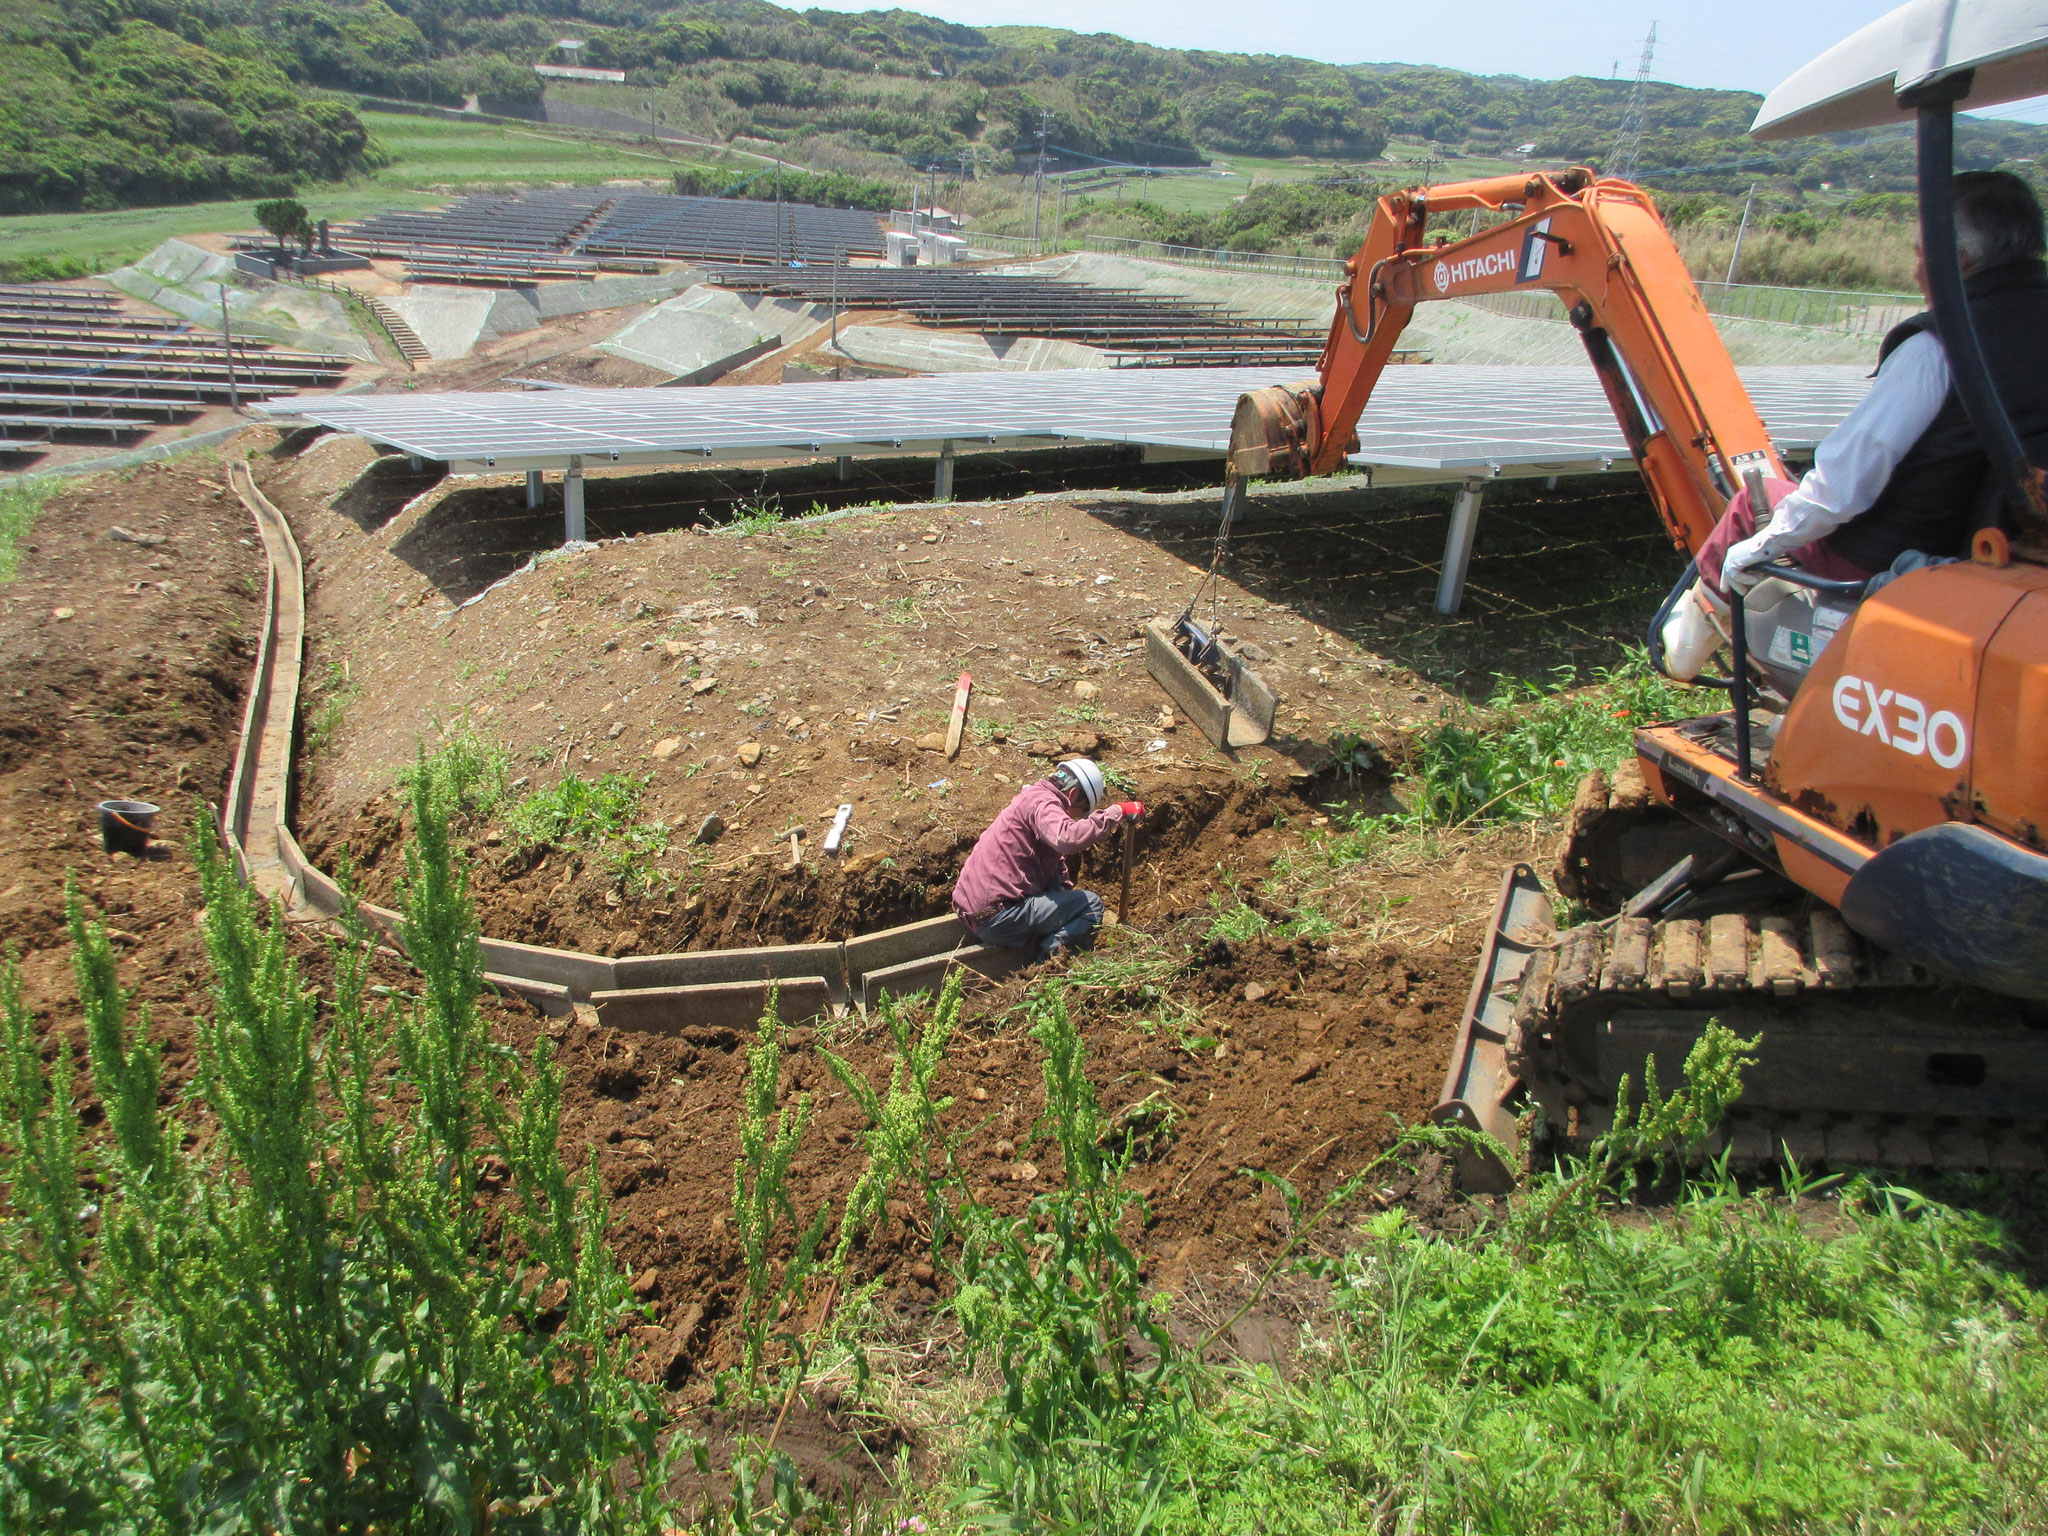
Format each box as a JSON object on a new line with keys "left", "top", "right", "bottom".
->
{"left": 252, "top": 364, "right": 1872, "bottom": 485}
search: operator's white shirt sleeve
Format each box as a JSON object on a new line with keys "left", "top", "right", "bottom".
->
{"left": 1753, "top": 329, "right": 1952, "bottom": 553}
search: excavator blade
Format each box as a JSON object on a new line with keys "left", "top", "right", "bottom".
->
{"left": 1430, "top": 862, "right": 1552, "bottom": 1192}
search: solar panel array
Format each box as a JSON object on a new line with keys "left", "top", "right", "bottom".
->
{"left": 252, "top": 364, "right": 1872, "bottom": 481}
{"left": 582, "top": 192, "right": 886, "bottom": 265}
{"left": 339, "top": 189, "right": 616, "bottom": 258}
{"left": 0, "top": 284, "right": 351, "bottom": 463}
{"left": 334, "top": 189, "right": 887, "bottom": 280}
{"left": 706, "top": 266, "right": 1324, "bottom": 367}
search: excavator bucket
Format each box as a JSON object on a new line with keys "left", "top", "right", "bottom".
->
{"left": 1430, "top": 862, "right": 1551, "bottom": 1192}
{"left": 1145, "top": 617, "right": 1278, "bottom": 750}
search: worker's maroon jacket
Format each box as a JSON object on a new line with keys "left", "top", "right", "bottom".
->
{"left": 951, "top": 780, "right": 1127, "bottom": 921}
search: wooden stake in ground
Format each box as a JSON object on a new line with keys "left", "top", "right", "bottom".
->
{"left": 1118, "top": 818, "right": 1135, "bottom": 928}
{"left": 943, "top": 671, "right": 972, "bottom": 759}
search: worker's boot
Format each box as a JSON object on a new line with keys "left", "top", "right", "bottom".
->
{"left": 1660, "top": 582, "right": 1731, "bottom": 681}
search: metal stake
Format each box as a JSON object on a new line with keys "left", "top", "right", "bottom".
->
{"left": 1118, "top": 820, "right": 1135, "bottom": 927}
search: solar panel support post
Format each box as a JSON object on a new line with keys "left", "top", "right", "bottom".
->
{"left": 836, "top": 456, "right": 852, "bottom": 482}
{"left": 564, "top": 457, "right": 586, "bottom": 543}
{"left": 1434, "top": 479, "right": 1486, "bottom": 617}
{"left": 219, "top": 289, "right": 240, "bottom": 413}
{"left": 526, "top": 469, "right": 543, "bottom": 508}
{"left": 934, "top": 440, "right": 955, "bottom": 503}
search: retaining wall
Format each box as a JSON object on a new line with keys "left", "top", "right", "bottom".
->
{"left": 107, "top": 240, "right": 377, "bottom": 362}
{"left": 386, "top": 269, "right": 704, "bottom": 361}
{"left": 598, "top": 285, "right": 824, "bottom": 380}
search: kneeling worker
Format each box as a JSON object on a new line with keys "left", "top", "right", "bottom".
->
{"left": 952, "top": 758, "right": 1141, "bottom": 962}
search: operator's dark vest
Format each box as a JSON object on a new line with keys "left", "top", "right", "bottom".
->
{"left": 1829, "top": 258, "right": 2048, "bottom": 570}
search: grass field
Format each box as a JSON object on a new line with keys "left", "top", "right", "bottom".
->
{"left": 1064, "top": 138, "right": 1560, "bottom": 218}
{"left": 0, "top": 110, "right": 735, "bottom": 281}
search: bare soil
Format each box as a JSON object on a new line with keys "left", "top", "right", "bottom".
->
{"left": 0, "top": 453, "right": 264, "bottom": 1058}
{"left": 0, "top": 437, "right": 1587, "bottom": 1491}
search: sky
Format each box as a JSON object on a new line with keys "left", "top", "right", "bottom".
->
{"left": 804, "top": 0, "right": 2048, "bottom": 123}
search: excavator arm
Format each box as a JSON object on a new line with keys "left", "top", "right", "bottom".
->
{"left": 1229, "top": 168, "right": 1786, "bottom": 557}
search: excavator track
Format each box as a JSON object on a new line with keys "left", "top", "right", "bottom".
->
{"left": 1506, "top": 906, "right": 2048, "bottom": 1172}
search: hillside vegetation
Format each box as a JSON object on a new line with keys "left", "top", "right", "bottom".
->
{"left": 0, "top": 3, "right": 383, "bottom": 214}
{"left": 9, "top": 0, "right": 2048, "bottom": 224}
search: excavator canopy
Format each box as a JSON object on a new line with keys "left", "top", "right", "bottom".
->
{"left": 1752, "top": 0, "right": 2048, "bottom": 140}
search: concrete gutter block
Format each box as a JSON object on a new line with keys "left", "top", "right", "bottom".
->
{"left": 277, "top": 825, "right": 344, "bottom": 915}
{"left": 611, "top": 942, "right": 847, "bottom": 993}
{"left": 476, "top": 936, "right": 617, "bottom": 999}
{"left": 593, "top": 976, "right": 832, "bottom": 1033}
{"left": 859, "top": 945, "right": 1024, "bottom": 1008}
{"left": 486, "top": 972, "right": 574, "bottom": 1018}
{"left": 843, "top": 914, "right": 969, "bottom": 980}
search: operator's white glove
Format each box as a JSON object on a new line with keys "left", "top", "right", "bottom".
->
{"left": 1721, "top": 528, "right": 1787, "bottom": 595}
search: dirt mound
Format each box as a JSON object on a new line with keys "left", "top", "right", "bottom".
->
{"left": 0, "top": 457, "right": 263, "bottom": 1053}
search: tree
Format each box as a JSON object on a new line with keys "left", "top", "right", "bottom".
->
{"left": 254, "top": 196, "right": 312, "bottom": 252}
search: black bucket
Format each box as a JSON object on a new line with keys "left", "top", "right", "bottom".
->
{"left": 98, "top": 800, "right": 161, "bottom": 856}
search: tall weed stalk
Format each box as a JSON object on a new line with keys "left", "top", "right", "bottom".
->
{"left": 0, "top": 779, "right": 674, "bottom": 1533}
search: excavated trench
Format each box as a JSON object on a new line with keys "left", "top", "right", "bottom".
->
{"left": 308, "top": 752, "right": 1340, "bottom": 960}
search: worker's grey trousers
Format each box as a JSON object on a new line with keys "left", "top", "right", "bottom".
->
{"left": 971, "top": 887, "right": 1103, "bottom": 961}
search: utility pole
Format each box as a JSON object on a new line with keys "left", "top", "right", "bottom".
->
{"left": 1609, "top": 22, "right": 1657, "bottom": 182}
{"left": 1032, "top": 106, "right": 1051, "bottom": 251}
{"left": 219, "top": 286, "right": 239, "bottom": 412}
{"left": 958, "top": 150, "right": 971, "bottom": 219}
{"left": 774, "top": 159, "right": 784, "bottom": 264}
{"left": 1725, "top": 182, "right": 1757, "bottom": 287}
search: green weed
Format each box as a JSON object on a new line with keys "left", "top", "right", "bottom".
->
{"left": 917, "top": 1019, "right": 2048, "bottom": 1535}
{"left": 398, "top": 727, "right": 511, "bottom": 824}
{"left": 820, "top": 977, "right": 961, "bottom": 1271}
{"left": 0, "top": 788, "right": 674, "bottom": 1531}
{"left": 506, "top": 771, "right": 669, "bottom": 888}
{"left": 1404, "top": 648, "right": 1716, "bottom": 825}
{"left": 723, "top": 494, "right": 786, "bottom": 536}
{"left": 944, "top": 987, "right": 1184, "bottom": 1525}
{"left": 1204, "top": 896, "right": 1271, "bottom": 944}
{"left": 302, "top": 659, "right": 357, "bottom": 760}
{"left": 0, "top": 480, "right": 50, "bottom": 582}
{"left": 729, "top": 995, "right": 830, "bottom": 1397}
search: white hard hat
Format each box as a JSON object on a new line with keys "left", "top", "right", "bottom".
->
{"left": 1053, "top": 758, "right": 1105, "bottom": 812}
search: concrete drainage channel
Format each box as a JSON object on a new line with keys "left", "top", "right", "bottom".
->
{"left": 219, "top": 455, "right": 1018, "bottom": 1027}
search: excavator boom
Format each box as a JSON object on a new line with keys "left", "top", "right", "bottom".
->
{"left": 1231, "top": 169, "right": 1783, "bottom": 557}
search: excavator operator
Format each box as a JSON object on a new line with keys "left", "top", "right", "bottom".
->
{"left": 1663, "top": 170, "right": 2048, "bottom": 677}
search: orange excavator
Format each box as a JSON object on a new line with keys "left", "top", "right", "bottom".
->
{"left": 1223, "top": 1, "right": 2048, "bottom": 1184}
